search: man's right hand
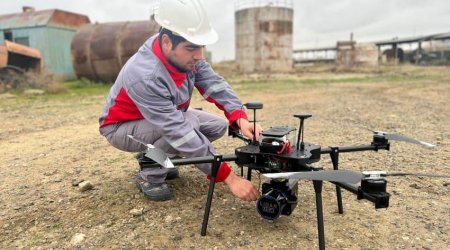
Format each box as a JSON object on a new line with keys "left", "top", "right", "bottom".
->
{"left": 224, "top": 171, "right": 260, "bottom": 201}
{"left": 236, "top": 118, "right": 263, "bottom": 141}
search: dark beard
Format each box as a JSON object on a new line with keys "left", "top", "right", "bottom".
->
{"left": 167, "top": 58, "right": 191, "bottom": 73}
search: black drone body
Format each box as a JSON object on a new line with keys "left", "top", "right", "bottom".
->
{"left": 234, "top": 140, "right": 322, "bottom": 173}
{"left": 233, "top": 107, "right": 321, "bottom": 173}
{"left": 229, "top": 111, "right": 392, "bottom": 225}
{"left": 135, "top": 101, "right": 442, "bottom": 250}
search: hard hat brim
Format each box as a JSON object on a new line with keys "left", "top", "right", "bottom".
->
{"left": 180, "top": 29, "right": 219, "bottom": 46}
{"left": 154, "top": 18, "right": 219, "bottom": 46}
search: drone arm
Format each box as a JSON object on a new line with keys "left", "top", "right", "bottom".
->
{"left": 169, "top": 154, "right": 237, "bottom": 165}
{"left": 332, "top": 181, "right": 390, "bottom": 209}
{"left": 139, "top": 154, "right": 238, "bottom": 171}
{"left": 228, "top": 126, "right": 252, "bottom": 144}
{"left": 331, "top": 182, "right": 358, "bottom": 196}
{"left": 320, "top": 143, "right": 389, "bottom": 154}
{"left": 319, "top": 144, "right": 390, "bottom": 209}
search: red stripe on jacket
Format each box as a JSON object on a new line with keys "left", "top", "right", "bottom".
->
{"left": 100, "top": 87, "right": 143, "bottom": 127}
{"left": 101, "top": 39, "right": 188, "bottom": 128}
{"left": 196, "top": 86, "right": 248, "bottom": 129}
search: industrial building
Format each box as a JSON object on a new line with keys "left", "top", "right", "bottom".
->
{"left": 0, "top": 7, "right": 90, "bottom": 79}
{"left": 293, "top": 32, "right": 450, "bottom": 66}
{"left": 235, "top": 0, "right": 294, "bottom": 73}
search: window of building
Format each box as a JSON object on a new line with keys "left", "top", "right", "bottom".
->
{"left": 14, "top": 37, "right": 30, "bottom": 46}
{"left": 4, "top": 31, "right": 13, "bottom": 41}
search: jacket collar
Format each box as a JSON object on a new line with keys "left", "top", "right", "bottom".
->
{"left": 152, "top": 38, "right": 187, "bottom": 88}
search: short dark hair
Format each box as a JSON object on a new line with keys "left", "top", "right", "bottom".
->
{"left": 158, "top": 28, "right": 187, "bottom": 49}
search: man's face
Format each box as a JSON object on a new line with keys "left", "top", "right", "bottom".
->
{"left": 161, "top": 34, "right": 205, "bottom": 72}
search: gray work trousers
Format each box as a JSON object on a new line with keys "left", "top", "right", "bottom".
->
{"left": 99, "top": 109, "right": 228, "bottom": 183}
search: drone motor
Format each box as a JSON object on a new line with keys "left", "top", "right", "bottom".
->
{"left": 358, "top": 171, "right": 390, "bottom": 208}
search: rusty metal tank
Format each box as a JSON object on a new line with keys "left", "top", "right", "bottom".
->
{"left": 71, "top": 20, "right": 160, "bottom": 82}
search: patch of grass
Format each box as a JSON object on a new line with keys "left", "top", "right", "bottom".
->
{"left": 2, "top": 66, "right": 445, "bottom": 104}
{"left": 0, "top": 79, "right": 111, "bottom": 108}
{"left": 231, "top": 73, "right": 442, "bottom": 92}
{"left": 35, "top": 79, "right": 109, "bottom": 99}
{"left": 0, "top": 70, "right": 68, "bottom": 94}
{"left": 64, "top": 79, "right": 112, "bottom": 96}
{"left": 27, "top": 232, "right": 44, "bottom": 248}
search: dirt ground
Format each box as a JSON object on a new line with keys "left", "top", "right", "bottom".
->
{"left": 0, "top": 65, "right": 449, "bottom": 249}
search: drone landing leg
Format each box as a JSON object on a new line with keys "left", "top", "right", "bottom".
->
{"left": 313, "top": 180, "right": 326, "bottom": 250}
{"left": 330, "top": 147, "right": 344, "bottom": 214}
{"left": 201, "top": 155, "right": 222, "bottom": 236}
{"left": 246, "top": 167, "right": 252, "bottom": 181}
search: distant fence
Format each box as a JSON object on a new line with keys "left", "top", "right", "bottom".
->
{"left": 293, "top": 47, "right": 337, "bottom": 65}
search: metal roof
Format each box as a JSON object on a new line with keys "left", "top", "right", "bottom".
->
{"left": 374, "top": 32, "right": 450, "bottom": 46}
{"left": 0, "top": 9, "right": 90, "bottom": 30}
{"left": 293, "top": 47, "right": 336, "bottom": 53}
{"left": 4, "top": 40, "right": 41, "bottom": 58}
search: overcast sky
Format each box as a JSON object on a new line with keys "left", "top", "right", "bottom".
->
{"left": 1, "top": 0, "right": 449, "bottom": 62}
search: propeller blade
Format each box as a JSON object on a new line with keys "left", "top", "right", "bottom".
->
{"left": 262, "top": 170, "right": 364, "bottom": 184}
{"left": 127, "top": 135, "right": 174, "bottom": 169}
{"left": 375, "top": 131, "right": 436, "bottom": 148}
{"left": 263, "top": 169, "right": 449, "bottom": 184}
{"left": 386, "top": 172, "right": 450, "bottom": 178}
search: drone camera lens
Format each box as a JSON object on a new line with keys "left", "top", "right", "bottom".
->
{"left": 256, "top": 190, "right": 284, "bottom": 220}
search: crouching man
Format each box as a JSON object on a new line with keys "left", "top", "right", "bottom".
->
{"left": 99, "top": 0, "right": 261, "bottom": 201}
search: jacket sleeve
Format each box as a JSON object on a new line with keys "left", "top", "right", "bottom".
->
{"left": 126, "top": 73, "right": 230, "bottom": 182}
{"left": 194, "top": 60, "right": 248, "bottom": 129}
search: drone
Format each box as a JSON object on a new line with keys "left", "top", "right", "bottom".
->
{"left": 130, "top": 102, "right": 448, "bottom": 250}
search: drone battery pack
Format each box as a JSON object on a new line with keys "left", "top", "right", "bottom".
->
{"left": 260, "top": 126, "right": 296, "bottom": 154}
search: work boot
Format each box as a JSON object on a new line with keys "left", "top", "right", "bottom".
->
{"left": 166, "top": 155, "right": 182, "bottom": 180}
{"left": 166, "top": 168, "right": 180, "bottom": 180}
{"left": 135, "top": 174, "right": 172, "bottom": 201}
{"left": 136, "top": 152, "right": 181, "bottom": 180}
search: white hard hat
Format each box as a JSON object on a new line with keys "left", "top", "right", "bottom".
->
{"left": 153, "top": 0, "right": 218, "bottom": 46}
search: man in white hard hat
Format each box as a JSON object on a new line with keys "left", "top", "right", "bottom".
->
{"left": 99, "top": 0, "right": 262, "bottom": 201}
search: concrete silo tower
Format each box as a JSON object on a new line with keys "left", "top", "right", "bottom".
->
{"left": 235, "top": 0, "right": 294, "bottom": 73}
